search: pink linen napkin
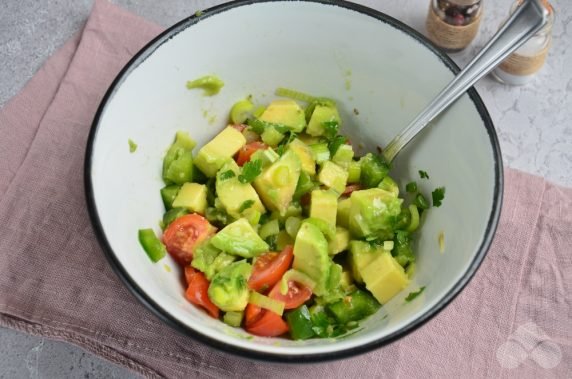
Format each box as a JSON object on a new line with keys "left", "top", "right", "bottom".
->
{"left": 0, "top": 1, "right": 570, "bottom": 377}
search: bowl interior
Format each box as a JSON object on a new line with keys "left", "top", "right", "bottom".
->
{"left": 88, "top": 0, "right": 501, "bottom": 360}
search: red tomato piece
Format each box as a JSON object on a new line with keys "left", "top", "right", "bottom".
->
{"left": 269, "top": 280, "right": 312, "bottom": 310}
{"left": 184, "top": 267, "right": 220, "bottom": 318}
{"left": 235, "top": 141, "right": 268, "bottom": 166}
{"left": 245, "top": 309, "right": 289, "bottom": 337}
{"left": 244, "top": 303, "right": 264, "bottom": 327}
{"left": 248, "top": 246, "right": 294, "bottom": 292}
{"left": 342, "top": 184, "right": 362, "bottom": 196}
{"left": 162, "top": 214, "right": 216, "bottom": 265}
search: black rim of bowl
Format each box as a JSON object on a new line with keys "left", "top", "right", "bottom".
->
{"left": 84, "top": 0, "right": 503, "bottom": 363}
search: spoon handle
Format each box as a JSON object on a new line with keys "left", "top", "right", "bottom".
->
{"left": 382, "top": 0, "right": 549, "bottom": 163}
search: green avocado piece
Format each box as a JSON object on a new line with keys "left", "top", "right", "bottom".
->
{"left": 162, "top": 131, "right": 196, "bottom": 184}
{"left": 253, "top": 150, "right": 301, "bottom": 215}
{"left": 306, "top": 104, "right": 341, "bottom": 137}
{"left": 208, "top": 260, "right": 252, "bottom": 312}
{"left": 336, "top": 197, "right": 352, "bottom": 229}
{"left": 328, "top": 227, "right": 350, "bottom": 256}
{"left": 318, "top": 161, "right": 348, "bottom": 194}
{"left": 194, "top": 126, "right": 246, "bottom": 177}
{"left": 288, "top": 139, "right": 316, "bottom": 176}
{"left": 191, "top": 239, "right": 236, "bottom": 280}
{"left": 349, "top": 188, "right": 403, "bottom": 238}
{"left": 259, "top": 99, "right": 306, "bottom": 133}
{"left": 171, "top": 182, "right": 208, "bottom": 214}
{"left": 348, "top": 240, "right": 383, "bottom": 284}
{"left": 309, "top": 189, "right": 338, "bottom": 228}
{"left": 211, "top": 218, "right": 269, "bottom": 258}
{"left": 378, "top": 176, "right": 399, "bottom": 197}
{"left": 216, "top": 160, "right": 265, "bottom": 218}
{"left": 292, "top": 222, "right": 331, "bottom": 296}
{"left": 318, "top": 263, "right": 344, "bottom": 304}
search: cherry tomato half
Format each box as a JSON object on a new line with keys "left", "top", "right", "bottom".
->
{"left": 162, "top": 214, "right": 215, "bottom": 265}
{"left": 248, "top": 246, "right": 294, "bottom": 292}
{"left": 269, "top": 280, "right": 312, "bottom": 310}
{"left": 235, "top": 141, "right": 268, "bottom": 166}
{"left": 184, "top": 267, "right": 220, "bottom": 318}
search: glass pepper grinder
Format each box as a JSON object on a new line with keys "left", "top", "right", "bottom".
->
{"left": 426, "top": 0, "right": 483, "bottom": 52}
{"left": 492, "top": 0, "right": 555, "bottom": 85}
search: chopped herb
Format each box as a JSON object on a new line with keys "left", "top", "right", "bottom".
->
{"left": 218, "top": 170, "right": 235, "bottom": 181}
{"left": 414, "top": 193, "right": 430, "bottom": 210}
{"left": 406, "top": 181, "right": 418, "bottom": 193}
{"left": 322, "top": 120, "right": 339, "bottom": 139}
{"left": 419, "top": 170, "right": 430, "bottom": 179}
{"left": 376, "top": 146, "right": 383, "bottom": 154}
{"left": 328, "top": 135, "right": 347, "bottom": 156}
{"left": 432, "top": 187, "right": 446, "bottom": 207}
{"left": 247, "top": 118, "right": 288, "bottom": 135}
{"left": 405, "top": 286, "right": 426, "bottom": 302}
{"left": 275, "top": 144, "right": 286, "bottom": 156}
{"left": 258, "top": 213, "right": 269, "bottom": 225}
{"left": 353, "top": 108, "right": 359, "bottom": 116}
{"left": 265, "top": 234, "right": 278, "bottom": 251}
{"left": 239, "top": 200, "right": 255, "bottom": 213}
{"left": 194, "top": 10, "right": 203, "bottom": 16}
{"left": 128, "top": 139, "right": 138, "bottom": 153}
{"left": 238, "top": 159, "right": 262, "bottom": 183}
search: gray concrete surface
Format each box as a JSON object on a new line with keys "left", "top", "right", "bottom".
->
{"left": 1, "top": 0, "right": 570, "bottom": 377}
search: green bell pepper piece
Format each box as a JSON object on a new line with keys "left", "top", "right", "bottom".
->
{"left": 138, "top": 229, "right": 167, "bottom": 262}
{"left": 286, "top": 305, "right": 315, "bottom": 340}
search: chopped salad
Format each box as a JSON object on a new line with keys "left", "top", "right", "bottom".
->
{"left": 138, "top": 88, "right": 441, "bottom": 340}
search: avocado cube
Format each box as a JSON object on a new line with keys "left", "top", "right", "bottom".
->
{"left": 332, "top": 144, "right": 354, "bottom": 168}
{"left": 288, "top": 139, "right": 316, "bottom": 176}
{"left": 261, "top": 127, "right": 285, "bottom": 147}
{"left": 348, "top": 240, "right": 383, "bottom": 283}
{"left": 191, "top": 240, "right": 236, "bottom": 280}
{"left": 306, "top": 105, "right": 341, "bottom": 137}
{"left": 259, "top": 99, "right": 306, "bottom": 133}
{"left": 361, "top": 251, "right": 410, "bottom": 304}
{"left": 310, "top": 190, "right": 338, "bottom": 228}
{"left": 171, "top": 183, "right": 208, "bottom": 214}
{"left": 347, "top": 161, "right": 361, "bottom": 184}
{"left": 336, "top": 197, "right": 352, "bottom": 229}
{"left": 318, "top": 161, "right": 348, "bottom": 194}
{"left": 292, "top": 222, "right": 330, "bottom": 296}
{"left": 194, "top": 126, "right": 246, "bottom": 177}
{"left": 216, "top": 160, "right": 265, "bottom": 219}
{"left": 378, "top": 176, "right": 399, "bottom": 197}
{"left": 328, "top": 227, "right": 350, "bottom": 256}
{"left": 253, "top": 150, "right": 301, "bottom": 215}
{"left": 211, "top": 218, "right": 269, "bottom": 258}
{"left": 349, "top": 188, "right": 403, "bottom": 238}
{"left": 208, "top": 260, "right": 252, "bottom": 312}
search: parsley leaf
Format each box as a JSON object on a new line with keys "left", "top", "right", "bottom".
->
{"left": 238, "top": 159, "right": 262, "bottom": 183}
{"left": 322, "top": 120, "right": 339, "bottom": 139}
{"left": 128, "top": 139, "right": 138, "bottom": 153}
{"left": 405, "top": 286, "right": 426, "bottom": 302}
{"left": 328, "top": 135, "right": 347, "bottom": 156}
{"left": 238, "top": 200, "right": 255, "bottom": 213}
{"left": 415, "top": 193, "right": 430, "bottom": 210}
{"left": 419, "top": 170, "right": 430, "bottom": 179}
{"left": 218, "top": 170, "right": 235, "bottom": 181}
{"left": 431, "top": 187, "right": 446, "bottom": 207}
{"left": 246, "top": 119, "right": 266, "bottom": 134}
{"left": 405, "top": 181, "right": 418, "bottom": 193}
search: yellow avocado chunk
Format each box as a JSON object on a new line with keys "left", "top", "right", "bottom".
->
{"left": 360, "top": 251, "right": 410, "bottom": 304}
{"left": 194, "top": 126, "right": 246, "bottom": 177}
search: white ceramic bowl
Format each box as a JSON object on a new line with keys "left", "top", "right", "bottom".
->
{"left": 85, "top": 0, "right": 502, "bottom": 362}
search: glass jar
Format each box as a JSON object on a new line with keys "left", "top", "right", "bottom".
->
{"left": 492, "top": 0, "right": 554, "bottom": 85}
{"left": 426, "top": 0, "right": 483, "bottom": 52}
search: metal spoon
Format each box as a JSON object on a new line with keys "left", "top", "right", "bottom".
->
{"left": 382, "top": 0, "right": 550, "bottom": 163}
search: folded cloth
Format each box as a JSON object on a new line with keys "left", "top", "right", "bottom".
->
{"left": 0, "top": 0, "right": 570, "bottom": 377}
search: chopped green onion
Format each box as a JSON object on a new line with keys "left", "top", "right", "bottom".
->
{"left": 275, "top": 87, "right": 316, "bottom": 103}
{"left": 405, "top": 181, "right": 418, "bottom": 193}
{"left": 249, "top": 291, "right": 285, "bottom": 316}
{"left": 309, "top": 143, "right": 330, "bottom": 164}
{"left": 280, "top": 269, "right": 317, "bottom": 295}
{"left": 259, "top": 219, "right": 280, "bottom": 240}
{"left": 230, "top": 99, "right": 254, "bottom": 124}
{"left": 407, "top": 204, "right": 420, "bottom": 232}
{"left": 432, "top": 187, "right": 446, "bottom": 207}
{"left": 383, "top": 240, "right": 394, "bottom": 251}
{"left": 285, "top": 216, "right": 302, "bottom": 238}
{"left": 223, "top": 311, "right": 243, "bottom": 327}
